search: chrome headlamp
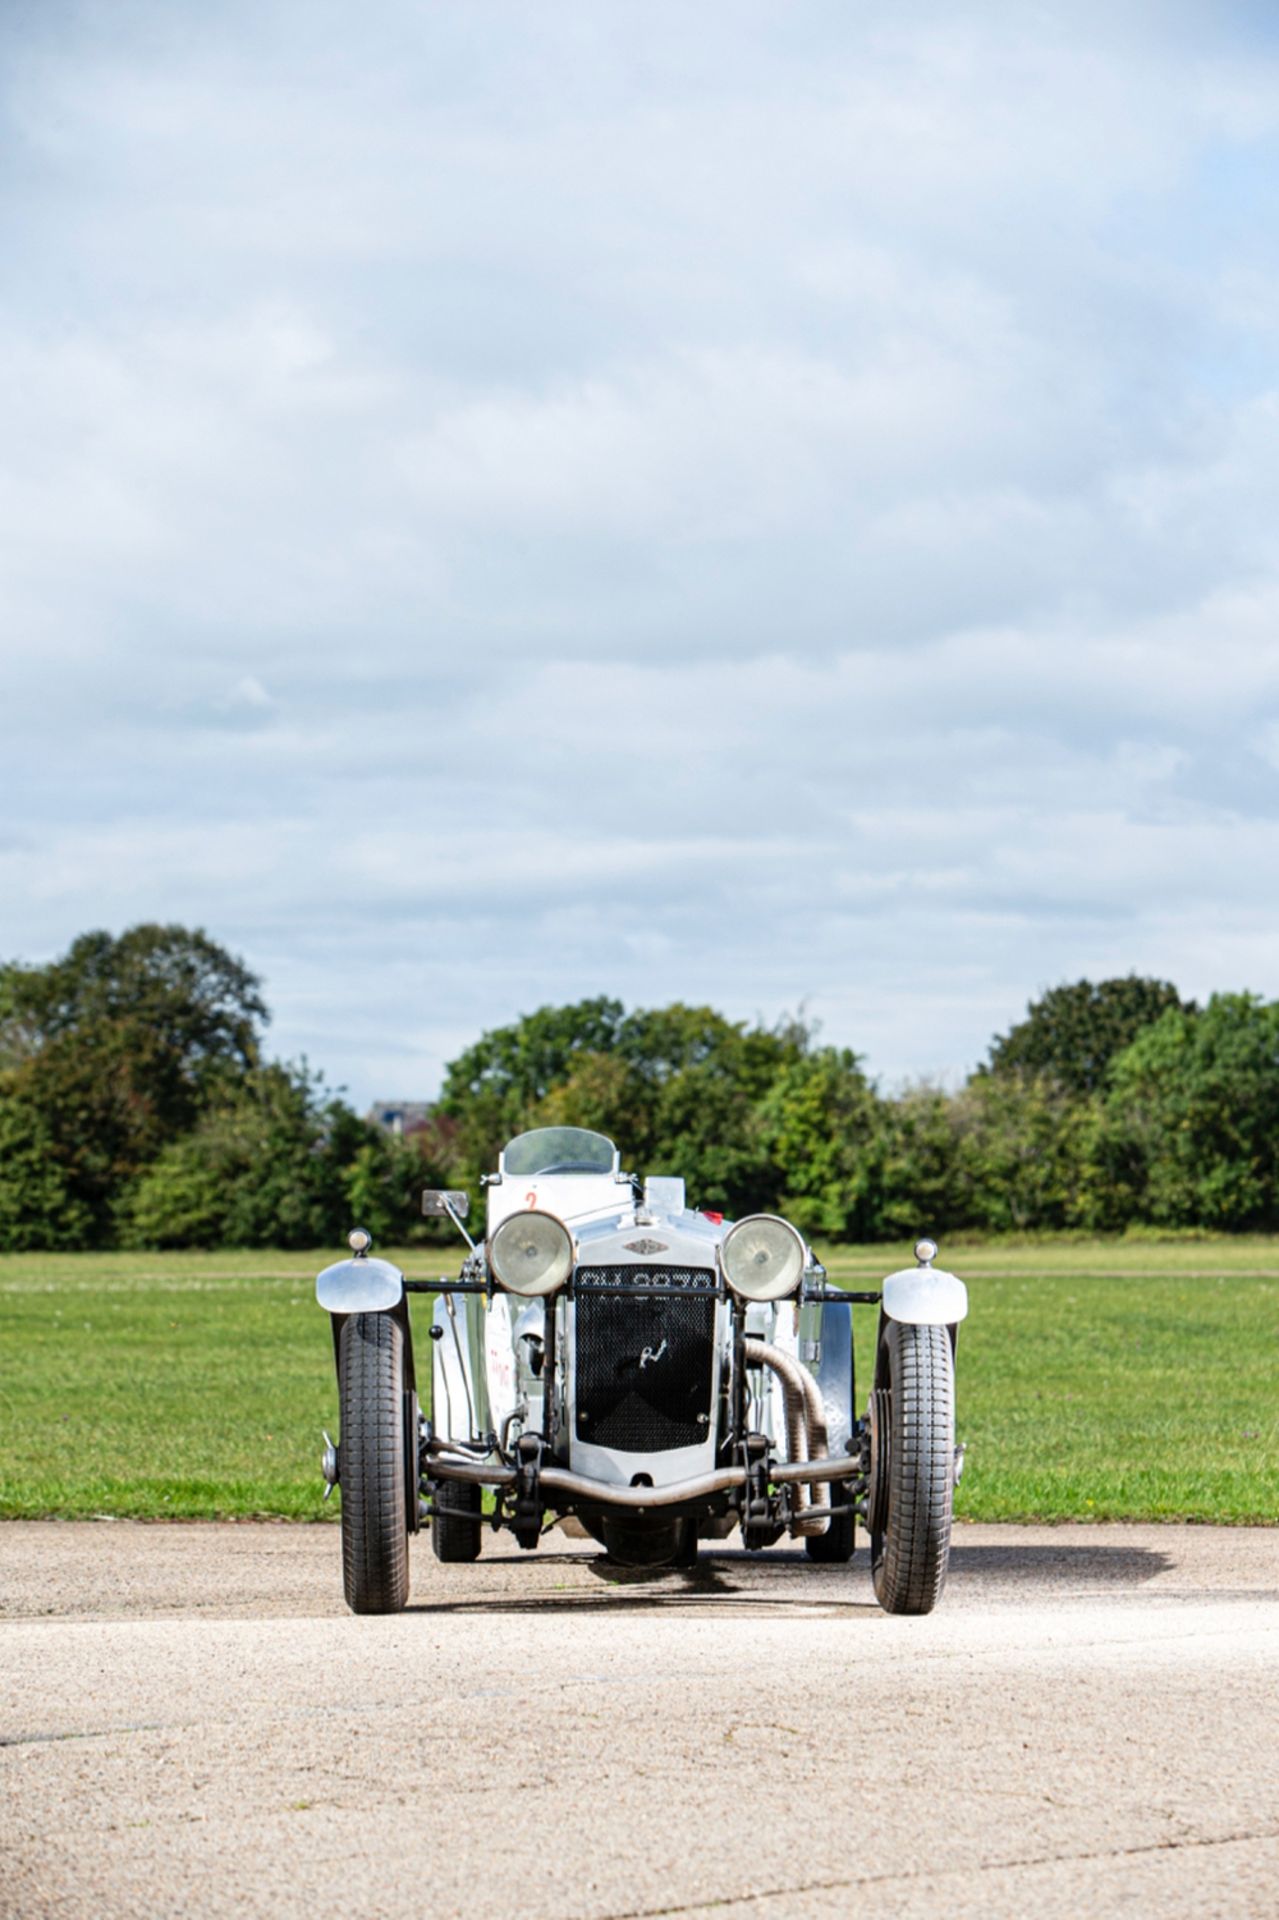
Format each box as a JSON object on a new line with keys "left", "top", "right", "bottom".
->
{"left": 489, "top": 1210, "right": 573, "bottom": 1298}
{"left": 721, "top": 1214, "right": 806, "bottom": 1302}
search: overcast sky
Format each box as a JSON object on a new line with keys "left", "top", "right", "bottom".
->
{"left": 3, "top": 1, "right": 1279, "bottom": 1107}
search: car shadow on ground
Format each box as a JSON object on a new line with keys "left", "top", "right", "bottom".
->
{"left": 407, "top": 1547, "right": 883, "bottom": 1616}
{"left": 416, "top": 1536, "right": 932, "bottom": 1614}
{"left": 406, "top": 1539, "right": 1180, "bottom": 1616}
{"left": 947, "top": 1542, "right": 1176, "bottom": 1587}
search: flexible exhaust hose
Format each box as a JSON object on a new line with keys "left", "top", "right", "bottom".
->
{"left": 742, "top": 1338, "right": 816, "bottom": 1533}
{"left": 744, "top": 1337, "right": 830, "bottom": 1535}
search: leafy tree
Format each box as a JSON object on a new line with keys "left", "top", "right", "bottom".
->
{"left": 985, "top": 976, "right": 1192, "bottom": 1096}
{"left": 876, "top": 1085, "right": 969, "bottom": 1242}
{"left": 1, "top": 924, "right": 265, "bottom": 1082}
{"left": 617, "top": 1005, "right": 803, "bottom": 1089}
{"left": 1105, "top": 994, "right": 1279, "bottom": 1229}
{"left": 3, "top": 1023, "right": 195, "bottom": 1241}
{"left": 440, "top": 996, "right": 626, "bottom": 1118}
{"left": 0, "top": 1086, "right": 94, "bottom": 1250}
{"left": 438, "top": 997, "right": 627, "bottom": 1185}
{"left": 533, "top": 1051, "right": 654, "bottom": 1157}
{"left": 756, "top": 1047, "right": 882, "bottom": 1239}
{"left": 342, "top": 1125, "right": 454, "bottom": 1247}
{"left": 16, "top": 936, "right": 1279, "bottom": 1249}
{"left": 963, "top": 1075, "right": 1110, "bottom": 1232}
{"left": 119, "top": 1127, "right": 225, "bottom": 1249}
{"left": 647, "top": 1061, "right": 777, "bottom": 1216}
{"left": 636, "top": 1010, "right": 811, "bottom": 1214}
{"left": 0, "top": 925, "right": 268, "bottom": 1241}
{"left": 123, "top": 1063, "right": 369, "bottom": 1249}
{"left": 437, "top": 999, "right": 811, "bottom": 1202}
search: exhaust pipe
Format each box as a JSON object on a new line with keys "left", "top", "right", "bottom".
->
{"left": 426, "top": 1404, "right": 847, "bottom": 1519}
{"left": 744, "top": 1339, "right": 830, "bottom": 1534}
{"left": 428, "top": 1450, "right": 857, "bottom": 1494}
{"left": 427, "top": 1455, "right": 743, "bottom": 1508}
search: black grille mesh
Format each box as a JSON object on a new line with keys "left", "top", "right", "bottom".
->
{"left": 574, "top": 1268, "right": 717, "bottom": 1453}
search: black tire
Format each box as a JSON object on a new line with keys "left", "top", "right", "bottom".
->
{"left": 673, "top": 1520, "right": 700, "bottom": 1570}
{"left": 432, "top": 1478, "right": 483, "bottom": 1562}
{"left": 597, "top": 1515, "right": 696, "bottom": 1568}
{"left": 805, "top": 1475, "right": 856, "bottom": 1563}
{"left": 338, "top": 1312, "right": 410, "bottom": 1614}
{"left": 870, "top": 1320, "right": 954, "bottom": 1615}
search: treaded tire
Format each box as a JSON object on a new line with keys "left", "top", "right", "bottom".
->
{"left": 871, "top": 1320, "right": 954, "bottom": 1615}
{"left": 672, "top": 1520, "right": 700, "bottom": 1569}
{"left": 338, "top": 1312, "right": 410, "bottom": 1614}
{"left": 432, "top": 1478, "right": 483, "bottom": 1562}
{"left": 805, "top": 1476, "right": 856, "bottom": 1563}
{"left": 598, "top": 1516, "right": 695, "bottom": 1568}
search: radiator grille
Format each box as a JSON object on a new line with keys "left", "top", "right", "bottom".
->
{"left": 573, "top": 1268, "right": 717, "bottom": 1453}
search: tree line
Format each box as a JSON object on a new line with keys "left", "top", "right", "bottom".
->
{"left": 2, "top": 924, "right": 1277, "bottom": 1250}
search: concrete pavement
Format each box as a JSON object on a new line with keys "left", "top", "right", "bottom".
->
{"left": 2, "top": 1521, "right": 1277, "bottom": 1918}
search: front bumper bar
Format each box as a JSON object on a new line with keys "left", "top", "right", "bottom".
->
{"left": 425, "top": 1447, "right": 861, "bottom": 1511}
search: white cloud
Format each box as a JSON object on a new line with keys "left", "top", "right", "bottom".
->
{"left": 2, "top": 1, "right": 1279, "bottom": 1103}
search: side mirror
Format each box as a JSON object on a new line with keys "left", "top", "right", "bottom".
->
{"left": 422, "top": 1188, "right": 470, "bottom": 1220}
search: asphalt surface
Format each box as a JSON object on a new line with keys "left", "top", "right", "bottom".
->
{"left": 2, "top": 1521, "right": 1278, "bottom": 1920}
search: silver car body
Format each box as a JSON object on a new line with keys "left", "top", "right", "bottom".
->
{"left": 400, "top": 1128, "right": 962, "bottom": 1532}
{"left": 316, "top": 1123, "right": 969, "bottom": 1599}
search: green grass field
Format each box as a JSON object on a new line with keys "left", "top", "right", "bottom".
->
{"left": 0, "top": 1239, "right": 1275, "bottom": 1523}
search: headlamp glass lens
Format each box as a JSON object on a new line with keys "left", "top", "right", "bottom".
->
{"left": 722, "top": 1215, "right": 805, "bottom": 1302}
{"left": 490, "top": 1210, "right": 572, "bottom": 1297}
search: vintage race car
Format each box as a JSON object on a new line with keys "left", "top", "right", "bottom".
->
{"left": 316, "top": 1125, "right": 967, "bottom": 1615}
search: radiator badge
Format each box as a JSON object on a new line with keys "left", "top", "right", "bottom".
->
{"left": 639, "top": 1339, "right": 668, "bottom": 1370}
{"left": 624, "top": 1237, "right": 668, "bottom": 1254}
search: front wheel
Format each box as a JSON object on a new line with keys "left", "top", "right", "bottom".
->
{"left": 870, "top": 1320, "right": 954, "bottom": 1615}
{"left": 338, "top": 1312, "right": 410, "bottom": 1614}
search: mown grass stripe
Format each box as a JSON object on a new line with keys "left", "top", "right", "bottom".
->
{"left": 0, "top": 1240, "right": 1275, "bottom": 1522}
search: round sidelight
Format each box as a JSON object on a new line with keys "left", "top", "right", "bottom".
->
{"left": 489, "top": 1210, "right": 573, "bottom": 1298}
{"left": 721, "top": 1214, "right": 805, "bottom": 1302}
{"left": 914, "top": 1237, "right": 938, "bottom": 1265}
{"left": 347, "top": 1226, "right": 373, "bottom": 1255}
